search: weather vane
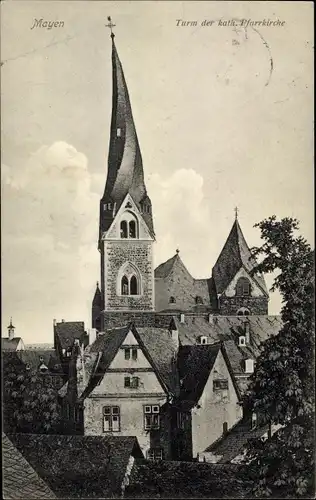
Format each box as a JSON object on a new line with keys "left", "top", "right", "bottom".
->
{"left": 105, "top": 16, "right": 116, "bottom": 38}
{"left": 234, "top": 206, "right": 239, "bottom": 220}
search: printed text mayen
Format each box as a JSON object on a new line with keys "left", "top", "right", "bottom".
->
{"left": 30, "top": 19, "right": 64, "bottom": 30}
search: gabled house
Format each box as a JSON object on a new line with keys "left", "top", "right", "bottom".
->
{"left": 59, "top": 323, "right": 180, "bottom": 460}
{"left": 176, "top": 342, "right": 243, "bottom": 460}
{"left": 2, "top": 433, "right": 56, "bottom": 499}
{"left": 17, "top": 349, "right": 64, "bottom": 390}
{"left": 8, "top": 433, "right": 144, "bottom": 499}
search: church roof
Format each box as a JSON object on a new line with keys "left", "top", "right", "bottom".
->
{"left": 155, "top": 253, "right": 179, "bottom": 278}
{"left": 92, "top": 283, "right": 102, "bottom": 307}
{"left": 212, "top": 219, "right": 268, "bottom": 295}
{"left": 2, "top": 433, "right": 56, "bottom": 499}
{"left": 100, "top": 37, "right": 154, "bottom": 238}
{"left": 1, "top": 337, "right": 22, "bottom": 351}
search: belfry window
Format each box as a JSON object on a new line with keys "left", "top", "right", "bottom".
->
{"left": 120, "top": 274, "right": 139, "bottom": 296}
{"left": 120, "top": 221, "right": 128, "bottom": 239}
{"left": 129, "top": 221, "right": 136, "bottom": 238}
{"left": 130, "top": 275, "right": 138, "bottom": 295}
{"left": 236, "top": 277, "right": 251, "bottom": 297}
{"left": 121, "top": 276, "right": 129, "bottom": 295}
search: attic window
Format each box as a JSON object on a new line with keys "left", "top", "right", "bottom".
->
{"left": 124, "top": 376, "right": 139, "bottom": 389}
{"left": 116, "top": 128, "right": 121, "bottom": 137}
{"left": 239, "top": 336, "right": 246, "bottom": 347}
{"left": 213, "top": 379, "right": 229, "bottom": 391}
{"left": 245, "top": 358, "right": 254, "bottom": 374}
{"left": 169, "top": 296, "right": 176, "bottom": 304}
{"left": 195, "top": 296, "right": 203, "bottom": 305}
{"left": 103, "top": 203, "right": 112, "bottom": 211}
{"left": 198, "top": 336, "right": 208, "bottom": 345}
{"left": 26, "top": 364, "right": 31, "bottom": 371}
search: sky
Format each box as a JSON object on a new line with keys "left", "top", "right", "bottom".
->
{"left": 1, "top": 1, "right": 314, "bottom": 344}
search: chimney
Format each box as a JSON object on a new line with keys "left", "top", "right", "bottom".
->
{"left": 61, "top": 319, "right": 65, "bottom": 323}
{"left": 7, "top": 318, "right": 15, "bottom": 341}
{"left": 169, "top": 326, "right": 179, "bottom": 351}
{"left": 180, "top": 313, "right": 185, "bottom": 324}
{"left": 208, "top": 314, "right": 213, "bottom": 324}
{"left": 244, "top": 320, "right": 250, "bottom": 344}
{"left": 53, "top": 318, "right": 57, "bottom": 326}
{"left": 89, "top": 328, "right": 97, "bottom": 346}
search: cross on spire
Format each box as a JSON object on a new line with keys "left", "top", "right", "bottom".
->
{"left": 106, "top": 16, "right": 116, "bottom": 38}
{"left": 234, "top": 206, "right": 239, "bottom": 220}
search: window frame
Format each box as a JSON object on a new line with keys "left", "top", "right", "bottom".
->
{"left": 103, "top": 406, "right": 121, "bottom": 432}
{"left": 236, "top": 277, "right": 251, "bottom": 297}
{"left": 147, "top": 448, "right": 163, "bottom": 461}
{"left": 143, "top": 405, "right": 160, "bottom": 430}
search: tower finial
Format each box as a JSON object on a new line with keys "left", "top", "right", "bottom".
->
{"left": 176, "top": 248, "right": 180, "bottom": 255}
{"left": 106, "top": 16, "right": 116, "bottom": 38}
{"left": 234, "top": 206, "right": 239, "bottom": 220}
{"left": 96, "top": 281, "right": 99, "bottom": 288}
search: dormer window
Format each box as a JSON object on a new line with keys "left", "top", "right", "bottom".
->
{"left": 245, "top": 358, "right": 254, "bottom": 374}
{"left": 239, "top": 335, "right": 246, "bottom": 347}
{"left": 236, "top": 277, "right": 251, "bottom": 296}
{"left": 116, "top": 128, "right": 121, "bottom": 137}
{"left": 198, "top": 336, "right": 208, "bottom": 345}
{"left": 195, "top": 296, "right": 203, "bottom": 305}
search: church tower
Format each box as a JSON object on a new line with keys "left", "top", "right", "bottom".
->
{"left": 93, "top": 24, "right": 155, "bottom": 327}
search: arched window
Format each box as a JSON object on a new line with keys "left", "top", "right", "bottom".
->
{"left": 237, "top": 307, "right": 251, "bottom": 316}
{"left": 121, "top": 276, "right": 129, "bottom": 295}
{"left": 129, "top": 221, "right": 136, "bottom": 238}
{"left": 195, "top": 296, "right": 203, "bottom": 305}
{"left": 130, "top": 275, "right": 138, "bottom": 295}
{"left": 236, "top": 277, "right": 251, "bottom": 296}
{"left": 120, "top": 221, "right": 128, "bottom": 239}
{"left": 169, "top": 296, "right": 176, "bottom": 304}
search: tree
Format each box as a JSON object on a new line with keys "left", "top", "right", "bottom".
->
{"left": 242, "top": 216, "right": 314, "bottom": 498}
{"left": 3, "top": 353, "right": 62, "bottom": 434}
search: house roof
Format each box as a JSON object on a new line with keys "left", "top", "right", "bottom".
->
{"left": 155, "top": 253, "right": 179, "bottom": 278}
{"left": 2, "top": 433, "right": 56, "bottom": 499}
{"left": 54, "top": 321, "right": 86, "bottom": 349}
{"left": 77, "top": 324, "right": 178, "bottom": 401}
{"left": 17, "top": 349, "right": 63, "bottom": 373}
{"left": 177, "top": 343, "right": 221, "bottom": 409}
{"left": 8, "top": 433, "right": 143, "bottom": 498}
{"left": 175, "top": 315, "right": 282, "bottom": 361}
{"left": 1, "top": 337, "right": 22, "bottom": 351}
{"left": 212, "top": 219, "right": 268, "bottom": 296}
{"left": 206, "top": 417, "right": 270, "bottom": 463}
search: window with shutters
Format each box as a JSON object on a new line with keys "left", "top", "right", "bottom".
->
{"left": 103, "top": 406, "right": 120, "bottom": 432}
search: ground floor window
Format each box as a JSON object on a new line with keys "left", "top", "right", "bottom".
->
{"left": 103, "top": 406, "right": 120, "bottom": 432}
{"left": 147, "top": 448, "right": 163, "bottom": 461}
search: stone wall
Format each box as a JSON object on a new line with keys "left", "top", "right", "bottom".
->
{"left": 101, "top": 240, "right": 154, "bottom": 311}
{"left": 219, "top": 296, "right": 268, "bottom": 315}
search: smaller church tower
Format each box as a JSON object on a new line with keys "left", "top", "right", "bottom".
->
{"left": 212, "top": 214, "right": 269, "bottom": 316}
{"left": 93, "top": 21, "right": 155, "bottom": 325}
{"left": 7, "top": 318, "right": 15, "bottom": 341}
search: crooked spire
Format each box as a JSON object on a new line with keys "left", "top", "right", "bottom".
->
{"left": 100, "top": 27, "right": 154, "bottom": 239}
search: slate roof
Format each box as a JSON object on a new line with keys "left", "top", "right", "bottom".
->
{"left": 206, "top": 417, "right": 270, "bottom": 463}
{"left": 8, "top": 433, "right": 143, "bottom": 498}
{"left": 175, "top": 315, "right": 282, "bottom": 360}
{"left": 1, "top": 337, "right": 22, "bottom": 351}
{"left": 155, "top": 254, "right": 178, "bottom": 278}
{"left": 2, "top": 433, "right": 56, "bottom": 499}
{"left": 177, "top": 343, "right": 221, "bottom": 409}
{"left": 212, "top": 219, "right": 268, "bottom": 295}
{"left": 17, "top": 349, "right": 63, "bottom": 373}
{"left": 54, "top": 321, "right": 86, "bottom": 349}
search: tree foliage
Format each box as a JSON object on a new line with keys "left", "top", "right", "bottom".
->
{"left": 3, "top": 353, "right": 62, "bottom": 434}
{"left": 243, "top": 216, "right": 315, "bottom": 498}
